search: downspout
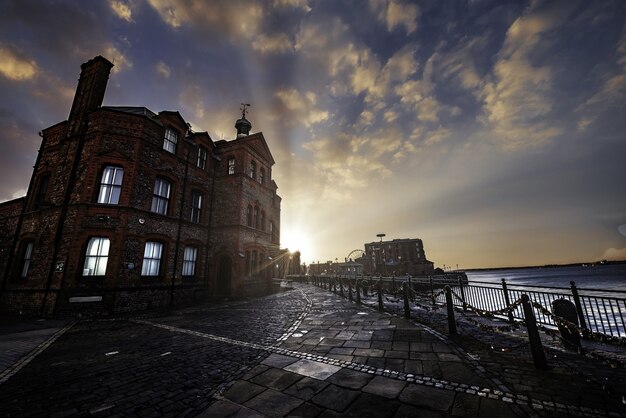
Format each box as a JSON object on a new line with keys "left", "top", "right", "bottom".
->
{"left": 169, "top": 142, "right": 192, "bottom": 308}
{"left": 203, "top": 153, "right": 220, "bottom": 292}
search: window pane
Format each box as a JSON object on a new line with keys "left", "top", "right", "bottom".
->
{"left": 142, "top": 241, "right": 162, "bottom": 276}
{"left": 83, "top": 237, "right": 109, "bottom": 276}
{"left": 98, "top": 166, "right": 123, "bottom": 204}
{"left": 151, "top": 179, "right": 170, "bottom": 214}
{"left": 183, "top": 246, "right": 197, "bottom": 276}
{"left": 21, "top": 242, "right": 34, "bottom": 278}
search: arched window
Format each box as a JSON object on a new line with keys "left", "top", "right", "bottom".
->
{"left": 247, "top": 205, "right": 253, "bottom": 227}
{"left": 254, "top": 206, "right": 259, "bottom": 229}
{"left": 83, "top": 237, "right": 110, "bottom": 276}
{"left": 249, "top": 160, "right": 256, "bottom": 179}
{"left": 259, "top": 168, "right": 265, "bottom": 185}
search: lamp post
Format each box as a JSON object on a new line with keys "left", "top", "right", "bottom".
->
{"left": 376, "top": 233, "right": 385, "bottom": 276}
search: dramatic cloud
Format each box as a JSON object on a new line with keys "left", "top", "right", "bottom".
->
{"left": 109, "top": 0, "right": 134, "bottom": 22}
{"left": 0, "top": 45, "right": 39, "bottom": 81}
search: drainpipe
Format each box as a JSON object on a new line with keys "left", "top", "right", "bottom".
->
{"left": 170, "top": 141, "right": 193, "bottom": 308}
{"left": 203, "top": 153, "right": 220, "bottom": 291}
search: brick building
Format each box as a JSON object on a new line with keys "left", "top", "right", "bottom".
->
{"left": 0, "top": 56, "right": 283, "bottom": 316}
{"left": 363, "top": 238, "right": 434, "bottom": 276}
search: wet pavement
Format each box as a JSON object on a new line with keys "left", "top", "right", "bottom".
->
{"left": 1, "top": 283, "right": 625, "bottom": 417}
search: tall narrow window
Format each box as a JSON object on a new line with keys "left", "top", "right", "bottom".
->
{"left": 245, "top": 250, "right": 250, "bottom": 274}
{"left": 141, "top": 241, "right": 163, "bottom": 276}
{"left": 247, "top": 205, "right": 252, "bottom": 226}
{"left": 182, "top": 246, "right": 197, "bottom": 277}
{"left": 197, "top": 146, "right": 207, "bottom": 169}
{"left": 34, "top": 174, "right": 50, "bottom": 210}
{"left": 228, "top": 158, "right": 235, "bottom": 175}
{"left": 254, "top": 206, "right": 259, "bottom": 229}
{"left": 191, "top": 192, "right": 202, "bottom": 223}
{"left": 97, "top": 166, "right": 124, "bottom": 204}
{"left": 151, "top": 178, "right": 171, "bottom": 215}
{"left": 83, "top": 237, "right": 110, "bottom": 276}
{"left": 259, "top": 168, "right": 265, "bottom": 185}
{"left": 163, "top": 128, "right": 178, "bottom": 154}
{"left": 261, "top": 211, "right": 265, "bottom": 231}
{"left": 251, "top": 251, "right": 257, "bottom": 274}
{"left": 249, "top": 161, "right": 256, "bottom": 179}
{"left": 21, "top": 241, "right": 34, "bottom": 278}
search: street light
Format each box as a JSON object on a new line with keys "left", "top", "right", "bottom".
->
{"left": 376, "top": 233, "right": 385, "bottom": 276}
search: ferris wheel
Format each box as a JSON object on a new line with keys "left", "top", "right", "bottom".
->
{"left": 347, "top": 249, "right": 365, "bottom": 261}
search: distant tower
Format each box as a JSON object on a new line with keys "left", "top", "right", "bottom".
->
{"left": 235, "top": 103, "right": 252, "bottom": 138}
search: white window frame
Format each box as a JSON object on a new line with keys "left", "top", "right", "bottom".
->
{"left": 83, "top": 237, "right": 110, "bottom": 276}
{"left": 182, "top": 246, "right": 197, "bottom": 277}
{"left": 141, "top": 241, "right": 163, "bottom": 276}
{"left": 97, "top": 166, "right": 124, "bottom": 204}
{"left": 151, "top": 178, "right": 171, "bottom": 215}
{"left": 163, "top": 128, "right": 178, "bottom": 154}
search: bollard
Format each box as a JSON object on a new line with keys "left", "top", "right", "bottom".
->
{"left": 348, "top": 280, "right": 353, "bottom": 302}
{"left": 444, "top": 286, "right": 457, "bottom": 335}
{"left": 501, "top": 278, "right": 514, "bottom": 323}
{"left": 569, "top": 281, "right": 588, "bottom": 331}
{"left": 458, "top": 276, "right": 467, "bottom": 311}
{"left": 403, "top": 283, "right": 410, "bottom": 319}
{"left": 521, "top": 294, "right": 548, "bottom": 369}
{"left": 356, "top": 280, "right": 361, "bottom": 305}
{"left": 377, "top": 279, "right": 383, "bottom": 311}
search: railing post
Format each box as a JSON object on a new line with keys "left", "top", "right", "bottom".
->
{"left": 377, "top": 279, "right": 383, "bottom": 311}
{"left": 430, "top": 275, "right": 435, "bottom": 306}
{"left": 403, "top": 283, "right": 410, "bottom": 319}
{"left": 356, "top": 279, "right": 361, "bottom": 305}
{"left": 340, "top": 279, "right": 345, "bottom": 298}
{"left": 333, "top": 278, "right": 337, "bottom": 293}
{"left": 458, "top": 276, "right": 467, "bottom": 311}
{"left": 521, "top": 294, "right": 548, "bottom": 370}
{"left": 407, "top": 274, "right": 412, "bottom": 299}
{"left": 363, "top": 277, "right": 368, "bottom": 297}
{"left": 570, "top": 281, "right": 588, "bottom": 331}
{"left": 348, "top": 279, "right": 353, "bottom": 301}
{"left": 501, "top": 278, "right": 514, "bottom": 323}
{"left": 445, "top": 286, "right": 457, "bottom": 335}
{"left": 392, "top": 272, "right": 396, "bottom": 292}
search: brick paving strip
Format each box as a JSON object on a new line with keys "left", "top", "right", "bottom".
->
{"left": 0, "top": 321, "right": 76, "bottom": 385}
{"left": 134, "top": 286, "right": 613, "bottom": 417}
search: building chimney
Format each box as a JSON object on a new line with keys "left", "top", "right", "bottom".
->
{"left": 67, "top": 56, "right": 114, "bottom": 136}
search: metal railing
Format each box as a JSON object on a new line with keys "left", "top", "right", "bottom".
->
{"left": 298, "top": 274, "right": 626, "bottom": 339}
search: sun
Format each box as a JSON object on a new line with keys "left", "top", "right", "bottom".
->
{"left": 281, "top": 227, "right": 313, "bottom": 260}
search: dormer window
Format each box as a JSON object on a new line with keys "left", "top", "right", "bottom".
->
{"left": 163, "top": 128, "right": 178, "bottom": 154}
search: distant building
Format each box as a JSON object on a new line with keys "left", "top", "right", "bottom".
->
{"left": 363, "top": 238, "right": 434, "bottom": 276}
{"left": 0, "top": 56, "right": 284, "bottom": 316}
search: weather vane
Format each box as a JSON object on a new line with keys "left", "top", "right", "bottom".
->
{"left": 241, "top": 103, "right": 251, "bottom": 118}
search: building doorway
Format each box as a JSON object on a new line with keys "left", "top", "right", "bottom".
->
{"left": 217, "top": 255, "right": 232, "bottom": 296}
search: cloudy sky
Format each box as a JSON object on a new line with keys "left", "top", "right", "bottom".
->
{"left": 1, "top": 0, "right": 625, "bottom": 269}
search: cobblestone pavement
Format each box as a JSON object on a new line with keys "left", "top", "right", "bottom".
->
{"left": 1, "top": 283, "right": 625, "bottom": 417}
